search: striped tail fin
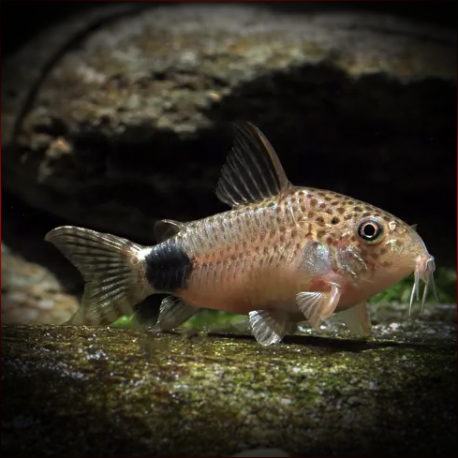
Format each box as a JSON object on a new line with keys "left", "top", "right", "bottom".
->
{"left": 45, "top": 226, "right": 154, "bottom": 326}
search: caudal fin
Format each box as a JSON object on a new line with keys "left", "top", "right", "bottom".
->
{"left": 45, "top": 226, "right": 154, "bottom": 326}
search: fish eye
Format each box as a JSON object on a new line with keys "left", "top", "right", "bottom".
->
{"left": 357, "top": 219, "right": 384, "bottom": 244}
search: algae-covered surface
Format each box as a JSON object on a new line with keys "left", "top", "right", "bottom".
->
{"left": 1, "top": 4, "right": 456, "bottom": 457}
{"left": 2, "top": 302, "right": 456, "bottom": 457}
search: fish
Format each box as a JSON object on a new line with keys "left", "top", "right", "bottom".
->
{"left": 45, "top": 121, "right": 438, "bottom": 346}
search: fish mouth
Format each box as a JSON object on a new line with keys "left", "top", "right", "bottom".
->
{"left": 409, "top": 254, "right": 438, "bottom": 314}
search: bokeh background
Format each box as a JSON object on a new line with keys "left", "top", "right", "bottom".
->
{"left": 1, "top": 3, "right": 457, "bottom": 457}
{"left": 2, "top": 1, "right": 456, "bottom": 326}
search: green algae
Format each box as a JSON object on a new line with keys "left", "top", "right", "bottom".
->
{"left": 368, "top": 266, "right": 457, "bottom": 304}
{"left": 2, "top": 304, "right": 456, "bottom": 457}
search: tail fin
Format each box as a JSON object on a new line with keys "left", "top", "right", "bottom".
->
{"left": 45, "top": 226, "right": 154, "bottom": 326}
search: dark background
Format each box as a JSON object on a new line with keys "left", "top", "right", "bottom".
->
{"left": 2, "top": 1, "right": 457, "bottom": 265}
{"left": 1, "top": 3, "right": 457, "bottom": 458}
{"left": 1, "top": 1, "right": 457, "bottom": 270}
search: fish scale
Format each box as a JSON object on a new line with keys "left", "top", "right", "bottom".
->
{"left": 45, "top": 121, "right": 437, "bottom": 346}
{"left": 179, "top": 191, "right": 344, "bottom": 313}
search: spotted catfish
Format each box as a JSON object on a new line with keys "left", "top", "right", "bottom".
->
{"left": 45, "top": 122, "right": 437, "bottom": 346}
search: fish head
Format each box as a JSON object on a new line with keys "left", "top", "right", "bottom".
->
{"left": 345, "top": 210, "right": 437, "bottom": 310}
{"left": 298, "top": 188, "right": 437, "bottom": 310}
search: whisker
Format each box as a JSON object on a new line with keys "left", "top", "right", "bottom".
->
{"left": 421, "top": 281, "right": 429, "bottom": 313}
{"left": 430, "top": 274, "right": 440, "bottom": 303}
{"left": 409, "top": 269, "right": 421, "bottom": 317}
{"left": 409, "top": 281, "right": 416, "bottom": 317}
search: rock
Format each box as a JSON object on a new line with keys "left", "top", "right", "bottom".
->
{"left": 2, "top": 301, "right": 456, "bottom": 457}
{"left": 1, "top": 248, "right": 78, "bottom": 325}
{"left": 1, "top": 3, "right": 457, "bottom": 266}
{"left": 1, "top": 195, "right": 81, "bottom": 325}
{"left": 231, "top": 448, "right": 290, "bottom": 457}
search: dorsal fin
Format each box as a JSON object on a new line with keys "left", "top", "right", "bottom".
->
{"left": 154, "top": 219, "right": 185, "bottom": 242}
{"left": 215, "top": 122, "right": 292, "bottom": 208}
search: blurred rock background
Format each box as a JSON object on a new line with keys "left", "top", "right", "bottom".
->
{"left": 2, "top": 1, "right": 456, "bottom": 326}
{"left": 1, "top": 3, "right": 456, "bottom": 457}
{"left": 1, "top": 2, "right": 456, "bottom": 328}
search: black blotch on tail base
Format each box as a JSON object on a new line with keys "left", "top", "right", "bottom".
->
{"left": 145, "top": 239, "right": 193, "bottom": 292}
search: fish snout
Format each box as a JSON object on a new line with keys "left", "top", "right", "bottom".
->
{"left": 409, "top": 253, "right": 439, "bottom": 312}
{"left": 417, "top": 253, "right": 436, "bottom": 284}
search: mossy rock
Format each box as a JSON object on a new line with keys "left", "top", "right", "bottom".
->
{"left": 2, "top": 301, "right": 456, "bottom": 457}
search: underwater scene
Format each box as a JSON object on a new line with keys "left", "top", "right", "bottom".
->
{"left": 2, "top": 2, "right": 456, "bottom": 457}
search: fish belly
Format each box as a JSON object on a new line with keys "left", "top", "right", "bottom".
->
{"left": 175, "top": 202, "right": 316, "bottom": 314}
{"left": 178, "top": 216, "right": 309, "bottom": 315}
{"left": 180, "top": 261, "right": 303, "bottom": 314}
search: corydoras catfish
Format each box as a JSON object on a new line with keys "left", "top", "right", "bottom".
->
{"left": 45, "top": 122, "right": 437, "bottom": 346}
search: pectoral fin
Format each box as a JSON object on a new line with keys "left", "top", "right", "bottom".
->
{"left": 338, "top": 302, "right": 372, "bottom": 336}
{"left": 249, "top": 310, "right": 297, "bottom": 346}
{"left": 296, "top": 284, "right": 341, "bottom": 330}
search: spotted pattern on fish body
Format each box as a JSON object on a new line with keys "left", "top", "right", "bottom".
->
{"left": 44, "top": 121, "right": 437, "bottom": 347}
{"left": 173, "top": 187, "right": 405, "bottom": 315}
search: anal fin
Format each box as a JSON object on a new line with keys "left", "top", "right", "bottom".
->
{"left": 150, "top": 296, "right": 199, "bottom": 332}
{"left": 338, "top": 302, "right": 372, "bottom": 336}
{"left": 249, "top": 310, "right": 297, "bottom": 346}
